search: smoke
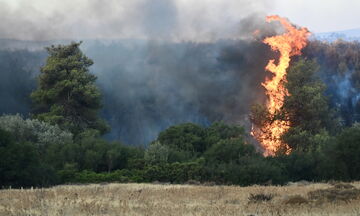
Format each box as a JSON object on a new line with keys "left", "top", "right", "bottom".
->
{"left": 83, "top": 39, "right": 272, "bottom": 145}
{"left": 303, "top": 40, "right": 360, "bottom": 126}
{"left": 329, "top": 71, "right": 360, "bottom": 125}
{"left": 0, "top": 49, "right": 45, "bottom": 115}
{"left": 336, "top": 72, "right": 359, "bottom": 105}
{"left": 0, "top": 38, "right": 274, "bottom": 145}
{"left": 0, "top": 0, "right": 272, "bottom": 41}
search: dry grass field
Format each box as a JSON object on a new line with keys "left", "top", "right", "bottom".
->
{"left": 1, "top": 182, "right": 360, "bottom": 216}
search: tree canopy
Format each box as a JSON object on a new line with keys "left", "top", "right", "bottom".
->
{"left": 31, "top": 42, "right": 108, "bottom": 135}
{"left": 280, "top": 58, "right": 339, "bottom": 152}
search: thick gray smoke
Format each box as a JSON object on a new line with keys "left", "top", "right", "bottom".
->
{"left": 0, "top": 0, "right": 271, "bottom": 41}
{"left": 83, "top": 39, "right": 273, "bottom": 145}
{"left": 0, "top": 48, "right": 45, "bottom": 114}
{"left": 0, "top": 38, "right": 273, "bottom": 145}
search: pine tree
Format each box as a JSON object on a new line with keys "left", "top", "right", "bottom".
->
{"left": 31, "top": 42, "right": 109, "bottom": 135}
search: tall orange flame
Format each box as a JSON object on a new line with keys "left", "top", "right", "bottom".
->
{"left": 252, "top": 15, "right": 310, "bottom": 155}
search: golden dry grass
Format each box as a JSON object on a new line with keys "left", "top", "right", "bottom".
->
{"left": 1, "top": 182, "right": 360, "bottom": 216}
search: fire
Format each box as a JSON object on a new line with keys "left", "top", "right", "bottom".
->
{"left": 252, "top": 15, "right": 310, "bottom": 155}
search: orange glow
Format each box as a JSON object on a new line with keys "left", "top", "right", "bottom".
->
{"left": 252, "top": 15, "right": 310, "bottom": 156}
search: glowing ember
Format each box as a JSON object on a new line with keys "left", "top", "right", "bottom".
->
{"left": 252, "top": 15, "right": 310, "bottom": 156}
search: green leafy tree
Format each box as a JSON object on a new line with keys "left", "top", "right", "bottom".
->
{"left": 204, "top": 138, "right": 257, "bottom": 164}
{"left": 0, "top": 114, "right": 73, "bottom": 173}
{"left": 204, "top": 122, "right": 245, "bottom": 150}
{"left": 0, "top": 114, "right": 73, "bottom": 149}
{"left": 156, "top": 122, "right": 245, "bottom": 157}
{"left": 157, "top": 123, "right": 205, "bottom": 153}
{"left": 0, "top": 129, "right": 56, "bottom": 187}
{"left": 144, "top": 141, "right": 169, "bottom": 165}
{"left": 280, "top": 59, "right": 339, "bottom": 152}
{"left": 31, "top": 42, "right": 108, "bottom": 135}
{"left": 53, "top": 130, "right": 142, "bottom": 173}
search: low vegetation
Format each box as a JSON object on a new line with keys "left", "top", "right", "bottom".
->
{"left": 1, "top": 182, "right": 360, "bottom": 216}
{"left": 308, "top": 183, "right": 360, "bottom": 203}
{"left": 248, "top": 193, "right": 275, "bottom": 203}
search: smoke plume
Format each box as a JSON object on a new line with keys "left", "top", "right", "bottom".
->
{"left": 0, "top": 0, "right": 272, "bottom": 41}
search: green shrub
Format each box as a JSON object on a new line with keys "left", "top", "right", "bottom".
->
{"left": 333, "top": 124, "right": 360, "bottom": 180}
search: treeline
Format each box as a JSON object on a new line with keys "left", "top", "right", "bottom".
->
{"left": 1, "top": 42, "right": 360, "bottom": 188}
{"left": 1, "top": 115, "right": 359, "bottom": 187}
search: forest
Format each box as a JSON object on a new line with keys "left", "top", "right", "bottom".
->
{"left": 1, "top": 39, "right": 360, "bottom": 188}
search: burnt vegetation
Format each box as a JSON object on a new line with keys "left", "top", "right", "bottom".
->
{"left": 1, "top": 39, "right": 360, "bottom": 188}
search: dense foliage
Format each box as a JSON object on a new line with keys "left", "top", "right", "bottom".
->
{"left": 2, "top": 115, "right": 359, "bottom": 187}
{"left": 280, "top": 59, "right": 339, "bottom": 153}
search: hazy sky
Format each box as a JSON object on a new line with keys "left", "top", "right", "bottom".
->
{"left": 0, "top": 0, "right": 358, "bottom": 40}
{"left": 272, "top": 0, "right": 360, "bottom": 33}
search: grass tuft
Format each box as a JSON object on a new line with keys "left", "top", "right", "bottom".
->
{"left": 248, "top": 193, "right": 275, "bottom": 203}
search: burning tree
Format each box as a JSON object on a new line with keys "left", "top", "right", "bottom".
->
{"left": 251, "top": 57, "right": 340, "bottom": 155}
{"left": 251, "top": 15, "right": 310, "bottom": 155}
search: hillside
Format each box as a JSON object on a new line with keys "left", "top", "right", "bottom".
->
{"left": 315, "top": 28, "right": 360, "bottom": 42}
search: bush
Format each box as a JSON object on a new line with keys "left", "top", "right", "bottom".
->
{"left": 0, "top": 114, "right": 73, "bottom": 147}
{"left": 62, "top": 169, "right": 145, "bottom": 184}
{"left": 248, "top": 193, "right": 275, "bottom": 203}
{"left": 308, "top": 185, "right": 360, "bottom": 202}
{"left": 333, "top": 124, "right": 360, "bottom": 180}
{"left": 144, "top": 141, "right": 169, "bottom": 165}
{"left": 238, "top": 158, "right": 287, "bottom": 185}
{"left": 204, "top": 138, "right": 257, "bottom": 164}
{"left": 143, "top": 160, "right": 205, "bottom": 183}
{"left": 0, "top": 129, "right": 57, "bottom": 187}
{"left": 274, "top": 152, "right": 318, "bottom": 181}
{"left": 57, "top": 163, "right": 78, "bottom": 183}
{"left": 157, "top": 123, "right": 206, "bottom": 153}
